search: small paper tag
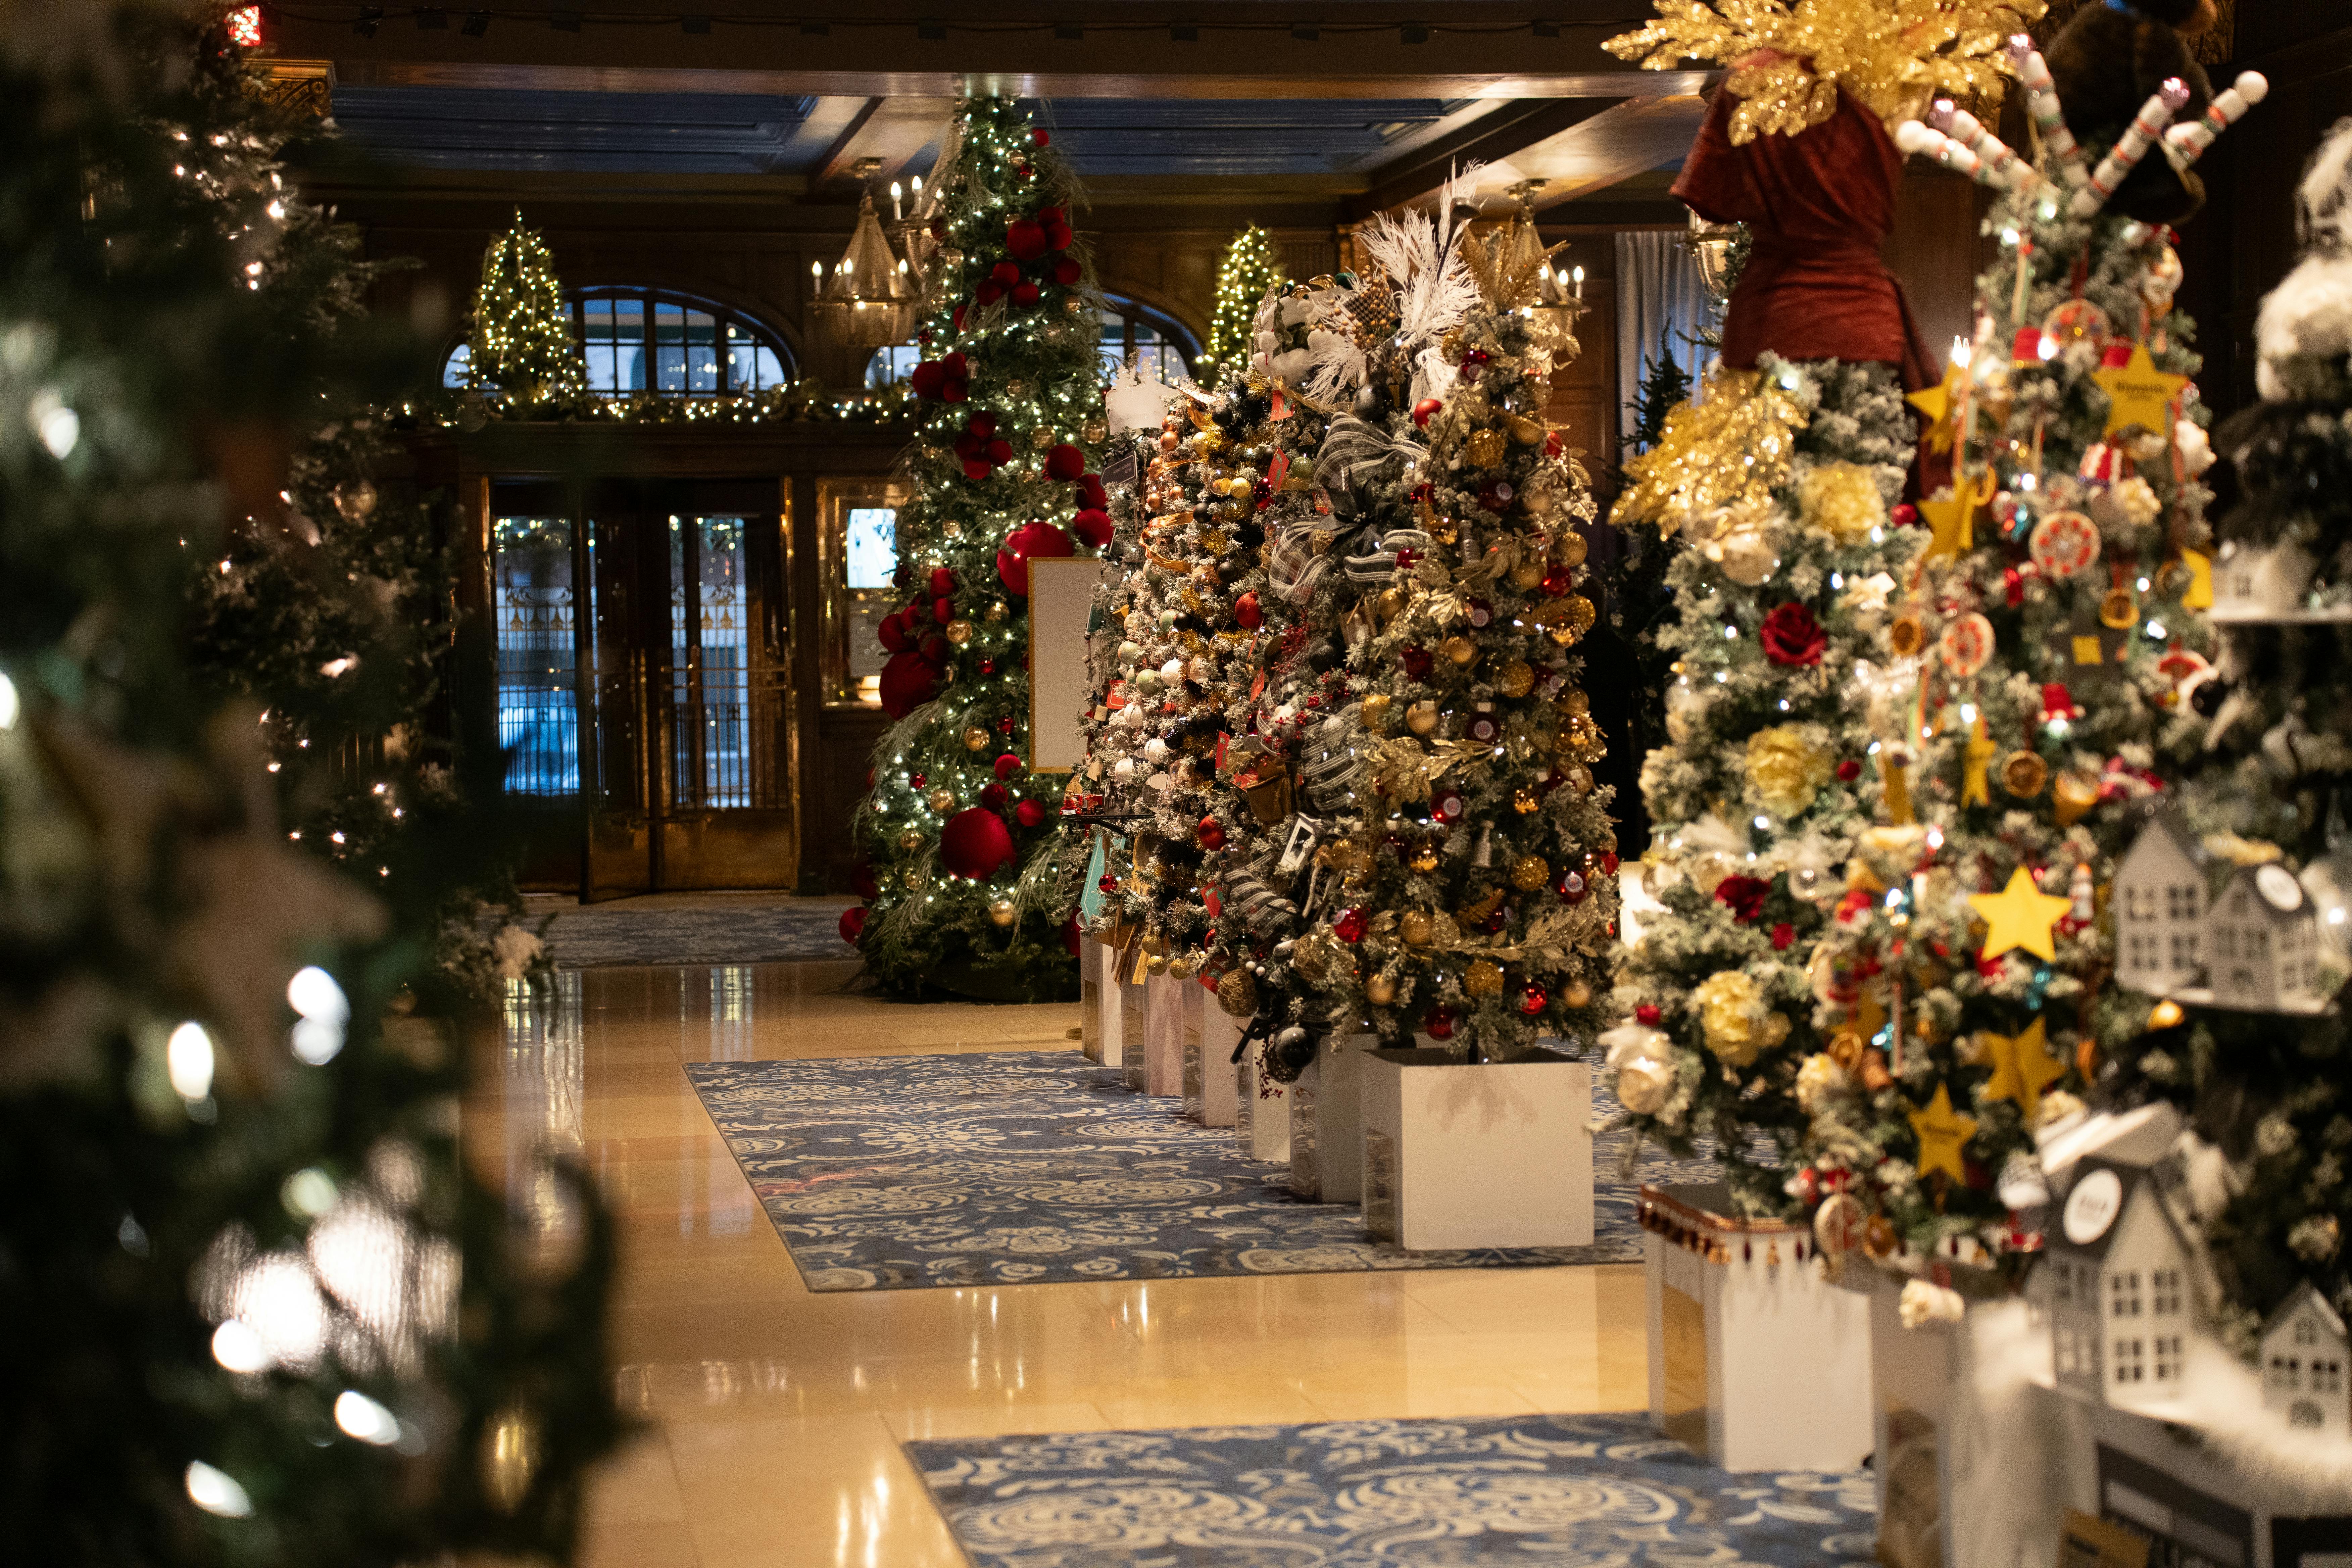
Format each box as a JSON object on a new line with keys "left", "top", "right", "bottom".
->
{"left": 1102, "top": 449, "right": 1140, "bottom": 488}
{"left": 1271, "top": 388, "right": 1290, "bottom": 420}
{"left": 1277, "top": 814, "right": 1322, "bottom": 876}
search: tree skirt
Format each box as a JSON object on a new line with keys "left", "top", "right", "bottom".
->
{"left": 905, "top": 1411, "right": 1876, "bottom": 1565}
{"left": 527, "top": 900, "right": 857, "bottom": 968}
{"left": 685, "top": 1050, "right": 1720, "bottom": 1290}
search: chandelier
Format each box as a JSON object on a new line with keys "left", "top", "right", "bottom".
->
{"left": 1686, "top": 208, "right": 1742, "bottom": 309}
{"left": 811, "top": 189, "right": 920, "bottom": 350}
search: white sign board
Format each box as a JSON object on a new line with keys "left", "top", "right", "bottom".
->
{"left": 1026, "top": 555, "right": 1106, "bottom": 774}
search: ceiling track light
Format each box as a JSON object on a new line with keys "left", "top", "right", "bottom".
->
{"left": 462, "top": 9, "right": 490, "bottom": 34}
{"left": 353, "top": 4, "right": 382, "bottom": 36}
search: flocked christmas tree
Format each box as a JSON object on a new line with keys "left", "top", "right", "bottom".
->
{"left": 847, "top": 98, "right": 1111, "bottom": 1000}
{"left": 1598, "top": 0, "right": 2037, "bottom": 1218}
{"left": 467, "top": 210, "right": 588, "bottom": 405}
{"left": 1203, "top": 225, "right": 1284, "bottom": 386}
{"left": 0, "top": 11, "right": 617, "bottom": 1564}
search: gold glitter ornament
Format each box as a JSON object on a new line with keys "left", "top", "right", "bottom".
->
{"left": 898, "top": 829, "right": 925, "bottom": 852}
{"left": 962, "top": 726, "right": 990, "bottom": 751}
{"left": 1606, "top": 0, "right": 2038, "bottom": 145}
{"left": 1082, "top": 416, "right": 1109, "bottom": 443}
{"left": 945, "top": 619, "right": 974, "bottom": 645}
{"left": 1217, "top": 968, "right": 1259, "bottom": 1018}
{"left": 1500, "top": 660, "right": 1536, "bottom": 698}
{"left": 987, "top": 896, "right": 1017, "bottom": 927}
{"left": 928, "top": 787, "right": 956, "bottom": 812}
{"left": 1611, "top": 367, "right": 1807, "bottom": 535}
{"left": 1510, "top": 854, "right": 1550, "bottom": 891}
{"left": 1513, "top": 787, "right": 1540, "bottom": 814}
{"left": 1410, "top": 844, "right": 1441, "bottom": 873}
{"left": 1442, "top": 635, "right": 1479, "bottom": 667}
{"left": 1510, "top": 560, "right": 1544, "bottom": 591}
{"left": 1465, "top": 959, "right": 1505, "bottom": 996}
{"left": 1167, "top": 958, "right": 1193, "bottom": 980}
{"left": 1400, "top": 910, "right": 1434, "bottom": 946}
{"left": 1361, "top": 693, "right": 1393, "bottom": 731}
{"left": 1555, "top": 531, "right": 1589, "bottom": 569}
{"left": 1797, "top": 461, "right": 1889, "bottom": 542}
{"left": 985, "top": 599, "right": 1008, "bottom": 622}
{"left": 1465, "top": 428, "right": 1509, "bottom": 469}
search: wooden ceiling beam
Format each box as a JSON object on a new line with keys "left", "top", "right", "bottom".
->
{"left": 1346, "top": 94, "right": 1633, "bottom": 220}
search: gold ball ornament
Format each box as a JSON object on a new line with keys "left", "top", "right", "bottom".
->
{"left": 1554, "top": 531, "right": 1589, "bottom": 569}
{"left": 1513, "top": 787, "right": 1540, "bottom": 814}
{"left": 1409, "top": 845, "right": 1441, "bottom": 873}
{"left": 928, "top": 787, "right": 956, "bottom": 812}
{"left": 985, "top": 599, "right": 1008, "bottom": 623}
{"left": 1031, "top": 424, "right": 1057, "bottom": 450}
{"left": 1146, "top": 953, "right": 1169, "bottom": 974}
{"left": 1464, "top": 428, "right": 1509, "bottom": 469}
{"left": 1465, "top": 959, "right": 1505, "bottom": 996}
{"left": 1166, "top": 958, "right": 1193, "bottom": 980}
{"left": 941, "top": 517, "right": 965, "bottom": 539}
{"left": 1510, "top": 854, "right": 1550, "bottom": 891}
{"left": 901, "top": 867, "right": 924, "bottom": 889}
{"left": 1499, "top": 659, "right": 1535, "bottom": 698}
{"left": 987, "top": 896, "right": 1017, "bottom": 927}
{"left": 945, "top": 619, "right": 975, "bottom": 645}
{"left": 1063, "top": 296, "right": 1085, "bottom": 316}
{"left": 1406, "top": 701, "right": 1439, "bottom": 736}
{"left": 1442, "top": 635, "right": 1478, "bottom": 667}
{"left": 963, "top": 726, "right": 991, "bottom": 751}
{"left": 1364, "top": 970, "right": 1398, "bottom": 1006}
{"left": 1562, "top": 979, "right": 1593, "bottom": 1009}
{"left": 1360, "top": 692, "right": 1393, "bottom": 731}
{"left": 1082, "top": 416, "right": 1109, "bottom": 443}
{"left": 2002, "top": 750, "right": 2050, "bottom": 798}
{"left": 1400, "top": 910, "right": 1434, "bottom": 946}
{"left": 1510, "top": 560, "right": 1544, "bottom": 591}
{"left": 898, "top": 829, "right": 925, "bottom": 852}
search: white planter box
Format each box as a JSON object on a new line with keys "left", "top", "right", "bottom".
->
{"left": 1871, "top": 1279, "right": 1962, "bottom": 1568}
{"left": 1112, "top": 970, "right": 1146, "bottom": 1089}
{"left": 1357, "top": 1049, "right": 1593, "bottom": 1250}
{"left": 1142, "top": 971, "right": 1191, "bottom": 1097}
{"left": 1641, "top": 1182, "right": 1874, "bottom": 1473}
{"left": 1289, "top": 1033, "right": 1374, "bottom": 1202}
{"left": 1236, "top": 1039, "right": 1290, "bottom": 1162}
{"left": 1079, "top": 938, "right": 1112, "bottom": 1063}
{"left": 1193, "top": 999, "right": 1240, "bottom": 1127}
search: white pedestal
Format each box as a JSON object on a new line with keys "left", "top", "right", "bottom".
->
{"left": 1080, "top": 938, "right": 1111, "bottom": 1063}
{"left": 1142, "top": 971, "right": 1189, "bottom": 1097}
{"left": 1357, "top": 1050, "right": 1593, "bottom": 1250}
{"left": 1196, "top": 1002, "right": 1239, "bottom": 1128}
{"left": 1641, "top": 1182, "right": 1874, "bottom": 1473}
{"left": 1289, "top": 1034, "right": 1373, "bottom": 1203}
{"left": 1109, "top": 967, "right": 1146, "bottom": 1089}
{"left": 1237, "top": 1039, "right": 1290, "bottom": 1162}
{"left": 1871, "top": 1281, "right": 1961, "bottom": 1568}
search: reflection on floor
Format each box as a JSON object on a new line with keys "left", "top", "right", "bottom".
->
{"left": 467, "top": 961, "right": 1649, "bottom": 1568}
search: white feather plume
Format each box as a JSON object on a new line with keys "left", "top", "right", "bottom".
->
{"left": 2257, "top": 118, "right": 2352, "bottom": 400}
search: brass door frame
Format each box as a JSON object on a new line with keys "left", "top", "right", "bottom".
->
{"left": 816, "top": 476, "right": 912, "bottom": 711}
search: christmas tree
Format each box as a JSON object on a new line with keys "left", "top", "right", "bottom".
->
{"left": 0, "top": 12, "right": 616, "bottom": 1564}
{"left": 1620, "top": 326, "right": 1694, "bottom": 455}
{"left": 1598, "top": 0, "right": 2038, "bottom": 1216}
{"left": 1203, "top": 225, "right": 1284, "bottom": 386}
{"left": 847, "top": 99, "right": 1111, "bottom": 1000}
{"left": 467, "top": 210, "right": 587, "bottom": 405}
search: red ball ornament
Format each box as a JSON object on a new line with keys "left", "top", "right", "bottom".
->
{"left": 878, "top": 649, "right": 942, "bottom": 718}
{"left": 1012, "top": 282, "right": 1041, "bottom": 308}
{"left": 910, "top": 772, "right": 927, "bottom": 789}
{"left": 1197, "top": 815, "right": 1227, "bottom": 850}
{"left": 1031, "top": 128, "right": 1050, "bottom": 147}
{"left": 1634, "top": 1003, "right": 1661, "bottom": 1025}
{"left": 1077, "top": 473, "right": 1108, "bottom": 509}
{"left": 1517, "top": 984, "right": 1548, "bottom": 1017}
{"left": 1098, "top": 873, "right": 1120, "bottom": 893}
{"left": 1333, "top": 907, "right": 1367, "bottom": 943}
{"left": 1072, "top": 507, "right": 1114, "bottom": 548}
{"left": 1044, "top": 443, "right": 1087, "bottom": 482}
{"left": 998, "top": 715, "right": 1016, "bottom": 734}
{"left": 933, "top": 595, "right": 954, "bottom": 625}
{"left": 1006, "top": 218, "right": 1049, "bottom": 260}
{"left": 928, "top": 567, "right": 957, "bottom": 598}
{"left": 990, "top": 261, "right": 1021, "bottom": 287}
{"left": 877, "top": 612, "right": 910, "bottom": 653}
{"left": 975, "top": 280, "right": 1005, "bottom": 307}
{"left": 1540, "top": 562, "right": 1574, "bottom": 597}
{"left": 1045, "top": 221, "right": 1074, "bottom": 251}
{"left": 962, "top": 458, "right": 993, "bottom": 482}
{"left": 940, "top": 807, "right": 1016, "bottom": 879}
{"left": 981, "top": 781, "right": 1010, "bottom": 810}
{"left": 978, "top": 658, "right": 998, "bottom": 676}
{"left": 1411, "top": 397, "right": 1443, "bottom": 428}
{"left": 996, "top": 519, "right": 1075, "bottom": 595}
{"left": 1234, "top": 592, "right": 1262, "bottom": 629}
{"left": 1052, "top": 257, "right": 1082, "bottom": 286}
{"left": 1599, "top": 852, "right": 1619, "bottom": 876}
{"left": 839, "top": 906, "right": 867, "bottom": 944}
{"left": 1836, "top": 759, "right": 1863, "bottom": 782}
{"left": 1424, "top": 1009, "right": 1456, "bottom": 1041}
{"left": 1432, "top": 790, "right": 1465, "bottom": 823}
{"left": 1015, "top": 798, "right": 1048, "bottom": 828}
{"left": 993, "top": 752, "right": 1024, "bottom": 780}
{"left": 1891, "top": 502, "right": 1919, "bottom": 529}
{"left": 1400, "top": 644, "right": 1434, "bottom": 680}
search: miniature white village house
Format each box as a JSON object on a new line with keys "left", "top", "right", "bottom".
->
{"left": 2046, "top": 1158, "right": 2197, "bottom": 1413}
{"left": 2262, "top": 1281, "right": 2350, "bottom": 1436}
{"left": 2113, "top": 816, "right": 2329, "bottom": 1010}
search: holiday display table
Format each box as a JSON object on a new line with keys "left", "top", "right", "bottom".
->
{"left": 1639, "top": 1183, "right": 1873, "bottom": 1473}
{"left": 1188, "top": 996, "right": 1239, "bottom": 1128}
{"left": 1289, "top": 1034, "right": 1373, "bottom": 1202}
{"left": 1236, "top": 1038, "right": 1290, "bottom": 1163}
{"left": 1358, "top": 1050, "right": 1594, "bottom": 1251}
{"left": 1142, "top": 971, "right": 1193, "bottom": 1097}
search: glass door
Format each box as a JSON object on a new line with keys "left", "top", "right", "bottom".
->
{"left": 490, "top": 478, "right": 792, "bottom": 897}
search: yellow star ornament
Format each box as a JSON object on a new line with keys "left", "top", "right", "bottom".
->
{"left": 1917, "top": 473, "right": 1993, "bottom": 562}
{"left": 1967, "top": 866, "right": 2073, "bottom": 963}
{"left": 1906, "top": 362, "right": 1967, "bottom": 454}
{"left": 1961, "top": 713, "right": 1997, "bottom": 808}
{"left": 2092, "top": 341, "right": 2191, "bottom": 440}
{"left": 1909, "top": 1083, "right": 1979, "bottom": 1184}
{"left": 1978, "top": 1017, "right": 2066, "bottom": 1120}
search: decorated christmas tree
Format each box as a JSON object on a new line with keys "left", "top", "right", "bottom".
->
{"left": 848, "top": 99, "right": 1111, "bottom": 1000}
{"left": 0, "top": 12, "right": 616, "bottom": 1564}
{"left": 1203, "top": 225, "right": 1284, "bottom": 386}
{"left": 1598, "top": 0, "right": 2037, "bottom": 1215}
{"left": 467, "top": 209, "right": 587, "bottom": 404}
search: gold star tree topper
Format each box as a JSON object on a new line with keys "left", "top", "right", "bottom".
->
{"left": 1606, "top": 0, "right": 2046, "bottom": 143}
{"left": 1967, "top": 866, "right": 2073, "bottom": 962}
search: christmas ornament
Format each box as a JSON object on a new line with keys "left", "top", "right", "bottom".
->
{"left": 1938, "top": 611, "right": 1995, "bottom": 677}
{"left": 1360, "top": 693, "right": 1392, "bottom": 731}
{"left": 945, "top": 619, "right": 975, "bottom": 645}
{"left": 1513, "top": 787, "right": 1539, "bottom": 815}
{"left": 1333, "top": 907, "right": 1368, "bottom": 943}
{"left": 2000, "top": 750, "right": 2049, "bottom": 797}
{"left": 1409, "top": 844, "right": 1440, "bottom": 873}
{"left": 1510, "top": 854, "right": 1550, "bottom": 891}
{"left": 940, "top": 808, "right": 1015, "bottom": 879}
{"left": 839, "top": 906, "right": 866, "bottom": 944}
{"left": 1217, "top": 968, "right": 1258, "bottom": 1018}
{"left": 898, "top": 829, "right": 925, "bottom": 852}
{"left": 987, "top": 896, "right": 1017, "bottom": 927}
{"left": 1441, "top": 635, "right": 1478, "bottom": 667}
{"left": 1907, "top": 1083, "right": 1979, "bottom": 1185}
{"left": 1562, "top": 979, "right": 1592, "bottom": 1009}
{"left": 963, "top": 726, "right": 990, "bottom": 751}
{"left": 1400, "top": 910, "right": 1434, "bottom": 945}
{"left": 1978, "top": 1017, "right": 2064, "bottom": 1121}
{"left": 1406, "top": 701, "right": 1438, "bottom": 736}
{"left": 1967, "top": 866, "right": 2071, "bottom": 962}
{"left": 2027, "top": 509, "right": 2101, "bottom": 578}
{"left": 1196, "top": 815, "right": 1226, "bottom": 850}
{"left": 1499, "top": 659, "right": 1535, "bottom": 698}
{"left": 1364, "top": 971, "right": 1397, "bottom": 1006}
{"left": 1423, "top": 1008, "right": 1455, "bottom": 1040}
{"left": 927, "top": 787, "right": 956, "bottom": 812}
{"left": 996, "top": 519, "right": 1075, "bottom": 595}
{"left": 332, "top": 480, "right": 377, "bottom": 522}
{"left": 2090, "top": 340, "right": 2191, "bottom": 438}
{"left": 1465, "top": 959, "right": 1504, "bottom": 996}
{"left": 1517, "top": 984, "right": 1548, "bottom": 1017}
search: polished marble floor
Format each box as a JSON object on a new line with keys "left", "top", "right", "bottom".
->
{"left": 466, "top": 961, "right": 1648, "bottom": 1568}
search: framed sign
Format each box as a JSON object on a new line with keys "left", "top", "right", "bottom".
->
{"left": 1026, "top": 555, "right": 1106, "bottom": 774}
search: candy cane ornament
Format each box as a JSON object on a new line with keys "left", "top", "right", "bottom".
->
{"left": 2008, "top": 35, "right": 2090, "bottom": 190}
{"left": 2164, "top": 70, "right": 2269, "bottom": 170}
{"left": 1893, "top": 119, "right": 1988, "bottom": 185}
{"left": 2070, "top": 78, "right": 2191, "bottom": 218}
{"left": 1928, "top": 98, "right": 2039, "bottom": 192}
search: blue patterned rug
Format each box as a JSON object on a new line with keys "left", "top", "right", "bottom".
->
{"left": 906, "top": 1411, "right": 1877, "bottom": 1565}
{"left": 684, "top": 1050, "right": 1718, "bottom": 1290}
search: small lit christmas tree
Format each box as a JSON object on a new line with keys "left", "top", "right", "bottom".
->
{"left": 1203, "top": 225, "right": 1283, "bottom": 386}
{"left": 847, "top": 98, "right": 1111, "bottom": 1000}
{"left": 466, "top": 209, "right": 586, "bottom": 404}
{"left": 1621, "top": 326, "right": 1694, "bottom": 456}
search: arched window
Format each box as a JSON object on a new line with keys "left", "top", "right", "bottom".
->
{"left": 860, "top": 293, "right": 1197, "bottom": 389}
{"left": 442, "top": 287, "right": 794, "bottom": 397}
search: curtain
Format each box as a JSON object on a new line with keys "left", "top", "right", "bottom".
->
{"left": 1614, "top": 230, "right": 1714, "bottom": 440}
